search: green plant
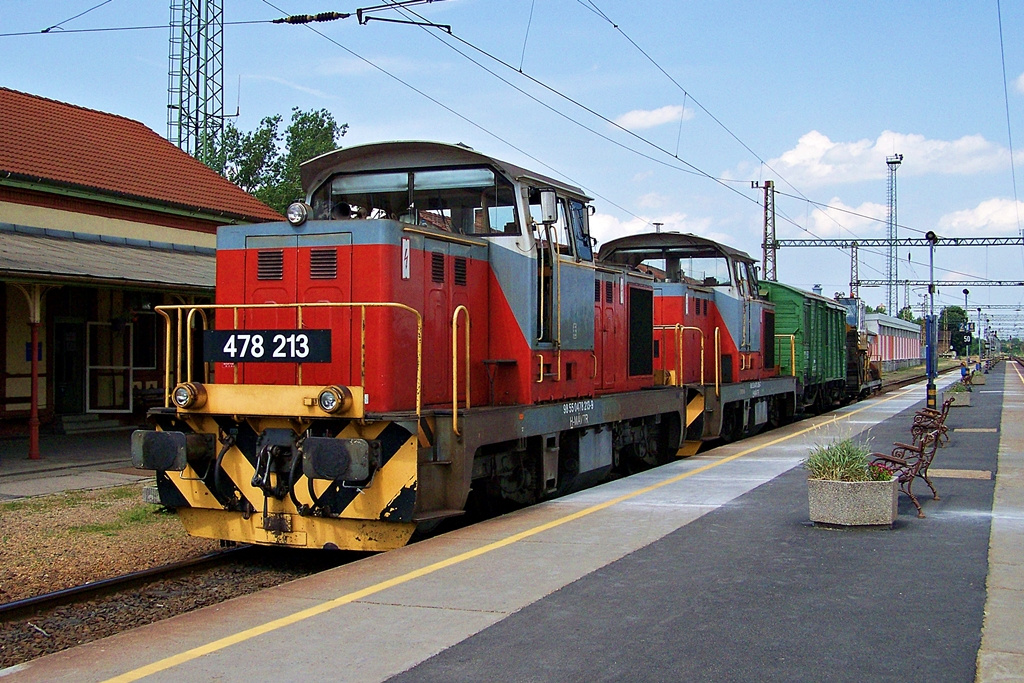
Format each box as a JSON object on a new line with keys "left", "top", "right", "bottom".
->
{"left": 947, "top": 381, "right": 969, "bottom": 393}
{"left": 803, "top": 438, "right": 888, "bottom": 482}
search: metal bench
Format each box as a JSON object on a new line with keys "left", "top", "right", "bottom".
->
{"left": 911, "top": 397, "right": 953, "bottom": 446}
{"left": 870, "top": 430, "right": 941, "bottom": 518}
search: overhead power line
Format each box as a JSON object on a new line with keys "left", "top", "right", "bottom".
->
{"left": 41, "top": 0, "right": 114, "bottom": 33}
{"left": 774, "top": 237, "right": 1024, "bottom": 248}
{"left": 0, "top": 19, "right": 270, "bottom": 38}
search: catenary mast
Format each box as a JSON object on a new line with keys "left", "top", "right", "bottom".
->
{"left": 167, "top": 0, "right": 224, "bottom": 166}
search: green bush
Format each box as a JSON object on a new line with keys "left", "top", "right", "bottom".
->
{"left": 804, "top": 438, "right": 890, "bottom": 482}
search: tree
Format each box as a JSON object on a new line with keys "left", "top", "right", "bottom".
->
{"left": 940, "top": 306, "right": 970, "bottom": 356}
{"left": 205, "top": 107, "right": 348, "bottom": 213}
{"left": 897, "top": 306, "right": 918, "bottom": 323}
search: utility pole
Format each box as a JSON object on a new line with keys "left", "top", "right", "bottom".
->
{"left": 886, "top": 154, "right": 903, "bottom": 315}
{"left": 167, "top": 0, "right": 225, "bottom": 165}
{"left": 925, "top": 231, "right": 937, "bottom": 409}
{"left": 850, "top": 241, "right": 859, "bottom": 298}
{"left": 753, "top": 181, "right": 776, "bottom": 282}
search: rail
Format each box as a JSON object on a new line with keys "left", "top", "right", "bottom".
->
{"left": 452, "top": 305, "right": 471, "bottom": 437}
{"left": 156, "top": 302, "right": 424, "bottom": 418}
{"left": 0, "top": 547, "right": 248, "bottom": 621}
{"left": 654, "top": 324, "right": 705, "bottom": 386}
{"left": 774, "top": 334, "right": 797, "bottom": 376}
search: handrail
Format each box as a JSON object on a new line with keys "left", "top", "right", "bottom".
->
{"left": 155, "top": 302, "right": 424, "bottom": 418}
{"left": 653, "top": 324, "right": 705, "bottom": 386}
{"left": 184, "top": 308, "right": 211, "bottom": 384}
{"left": 774, "top": 334, "right": 797, "bottom": 377}
{"left": 452, "top": 305, "right": 471, "bottom": 437}
{"left": 715, "top": 327, "right": 722, "bottom": 396}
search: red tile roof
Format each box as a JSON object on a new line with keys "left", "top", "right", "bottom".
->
{"left": 0, "top": 88, "right": 282, "bottom": 223}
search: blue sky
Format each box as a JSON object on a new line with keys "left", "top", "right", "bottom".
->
{"left": 3, "top": 1, "right": 1023, "bottom": 334}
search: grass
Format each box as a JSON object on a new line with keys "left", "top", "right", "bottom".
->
{"left": 804, "top": 438, "right": 883, "bottom": 482}
{"left": 68, "top": 503, "right": 164, "bottom": 536}
{"left": 1, "top": 484, "right": 169, "bottom": 538}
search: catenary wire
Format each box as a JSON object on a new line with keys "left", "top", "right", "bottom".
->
{"left": 0, "top": 19, "right": 271, "bottom": 38}
{"left": 378, "top": 0, "right": 863, "bottom": 253}
{"left": 41, "top": 0, "right": 114, "bottom": 33}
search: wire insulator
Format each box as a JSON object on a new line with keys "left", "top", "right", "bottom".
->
{"left": 273, "top": 12, "right": 350, "bottom": 24}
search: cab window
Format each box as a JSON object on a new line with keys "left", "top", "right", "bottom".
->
{"left": 311, "top": 167, "right": 520, "bottom": 235}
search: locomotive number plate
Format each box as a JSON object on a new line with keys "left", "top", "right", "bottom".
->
{"left": 203, "top": 330, "right": 331, "bottom": 363}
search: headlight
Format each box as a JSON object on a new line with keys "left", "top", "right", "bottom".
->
{"left": 286, "top": 202, "right": 311, "bottom": 227}
{"left": 318, "top": 386, "right": 352, "bottom": 414}
{"left": 172, "top": 382, "right": 207, "bottom": 409}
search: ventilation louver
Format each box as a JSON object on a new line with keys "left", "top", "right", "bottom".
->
{"left": 257, "top": 250, "right": 284, "bottom": 280}
{"left": 454, "top": 257, "right": 467, "bottom": 286}
{"left": 431, "top": 252, "right": 445, "bottom": 283}
{"left": 310, "top": 248, "right": 338, "bottom": 279}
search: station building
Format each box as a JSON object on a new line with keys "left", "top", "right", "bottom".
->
{"left": 864, "top": 313, "right": 924, "bottom": 372}
{"left": 0, "top": 87, "right": 281, "bottom": 435}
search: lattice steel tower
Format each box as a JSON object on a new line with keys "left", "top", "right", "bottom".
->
{"left": 167, "top": 0, "right": 224, "bottom": 166}
{"left": 885, "top": 153, "right": 903, "bottom": 315}
{"left": 753, "top": 181, "right": 776, "bottom": 282}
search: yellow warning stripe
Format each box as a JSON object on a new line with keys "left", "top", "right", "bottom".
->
{"left": 102, "top": 385, "right": 918, "bottom": 683}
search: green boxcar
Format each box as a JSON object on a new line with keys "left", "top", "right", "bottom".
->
{"left": 760, "top": 281, "right": 847, "bottom": 412}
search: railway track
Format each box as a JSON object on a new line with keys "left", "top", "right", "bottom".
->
{"left": 3, "top": 365, "right": 949, "bottom": 626}
{"left": 0, "top": 545, "right": 354, "bottom": 670}
{"left": 0, "top": 546, "right": 250, "bottom": 623}
{"left": 0, "top": 363, "right": 966, "bottom": 669}
{"left": 879, "top": 364, "right": 960, "bottom": 394}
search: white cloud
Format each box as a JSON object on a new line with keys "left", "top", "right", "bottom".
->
{"left": 937, "top": 198, "right": 1024, "bottom": 235}
{"left": 613, "top": 105, "right": 694, "bottom": 131}
{"left": 589, "top": 211, "right": 716, "bottom": 249}
{"left": 805, "top": 198, "right": 889, "bottom": 237}
{"left": 637, "top": 192, "right": 668, "bottom": 209}
{"left": 242, "top": 75, "right": 337, "bottom": 101}
{"left": 764, "top": 130, "right": 1010, "bottom": 187}
{"left": 1016, "top": 72, "right": 1024, "bottom": 94}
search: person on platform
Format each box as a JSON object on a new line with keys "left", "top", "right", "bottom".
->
{"left": 961, "top": 360, "right": 973, "bottom": 391}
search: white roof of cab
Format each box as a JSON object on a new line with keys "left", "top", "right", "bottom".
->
{"left": 299, "top": 140, "right": 590, "bottom": 201}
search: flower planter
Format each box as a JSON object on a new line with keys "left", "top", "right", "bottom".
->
{"left": 972, "top": 373, "right": 986, "bottom": 385}
{"left": 807, "top": 477, "right": 898, "bottom": 526}
{"left": 943, "top": 391, "right": 971, "bottom": 407}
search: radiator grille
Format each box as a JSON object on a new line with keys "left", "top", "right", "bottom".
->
{"left": 309, "top": 248, "right": 337, "bottom": 279}
{"left": 431, "top": 252, "right": 445, "bottom": 283}
{"left": 595, "top": 280, "right": 602, "bottom": 302}
{"left": 454, "top": 257, "right": 467, "bottom": 286}
{"left": 605, "top": 281, "right": 613, "bottom": 303}
{"left": 257, "top": 250, "right": 284, "bottom": 280}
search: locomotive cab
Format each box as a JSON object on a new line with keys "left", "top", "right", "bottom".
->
{"left": 599, "top": 233, "right": 795, "bottom": 443}
{"left": 133, "top": 142, "right": 681, "bottom": 550}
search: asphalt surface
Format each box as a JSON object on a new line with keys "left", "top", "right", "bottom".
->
{"left": 391, "top": 374, "right": 1001, "bottom": 682}
{"left": 0, "top": 366, "right": 1016, "bottom": 682}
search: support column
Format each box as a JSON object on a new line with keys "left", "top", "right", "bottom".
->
{"left": 13, "top": 283, "right": 54, "bottom": 460}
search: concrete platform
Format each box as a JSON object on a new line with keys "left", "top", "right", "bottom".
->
{"left": 2, "top": 365, "right": 1021, "bottom": 682}
{"left": 0, "top": 431, "right": 146, "bottom": 500}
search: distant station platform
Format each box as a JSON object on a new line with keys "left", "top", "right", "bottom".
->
{"left": 3, "top": 364, "right": 1023, "bottom": 682}
{"left": 0, "top": 431, "right": 144, "bottom": 500}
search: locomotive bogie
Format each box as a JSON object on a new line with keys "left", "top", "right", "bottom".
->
{"left": 135, "top": 141, "right": 878, "bottom": 552}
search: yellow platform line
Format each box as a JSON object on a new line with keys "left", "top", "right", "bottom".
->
{"left": 103, "top": 386, "right": 917, "bottom": 683}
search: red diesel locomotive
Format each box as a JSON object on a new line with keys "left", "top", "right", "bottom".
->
{"left": 133, "top": 141, "right": 796, "bottom": 550}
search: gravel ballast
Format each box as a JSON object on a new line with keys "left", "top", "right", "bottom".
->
{"left": 0, "top": 482, "right": 353, "bottom": 669}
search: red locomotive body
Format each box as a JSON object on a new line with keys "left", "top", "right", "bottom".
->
{"left": 134, "top": 142, "right": 796, "bottom": 550}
